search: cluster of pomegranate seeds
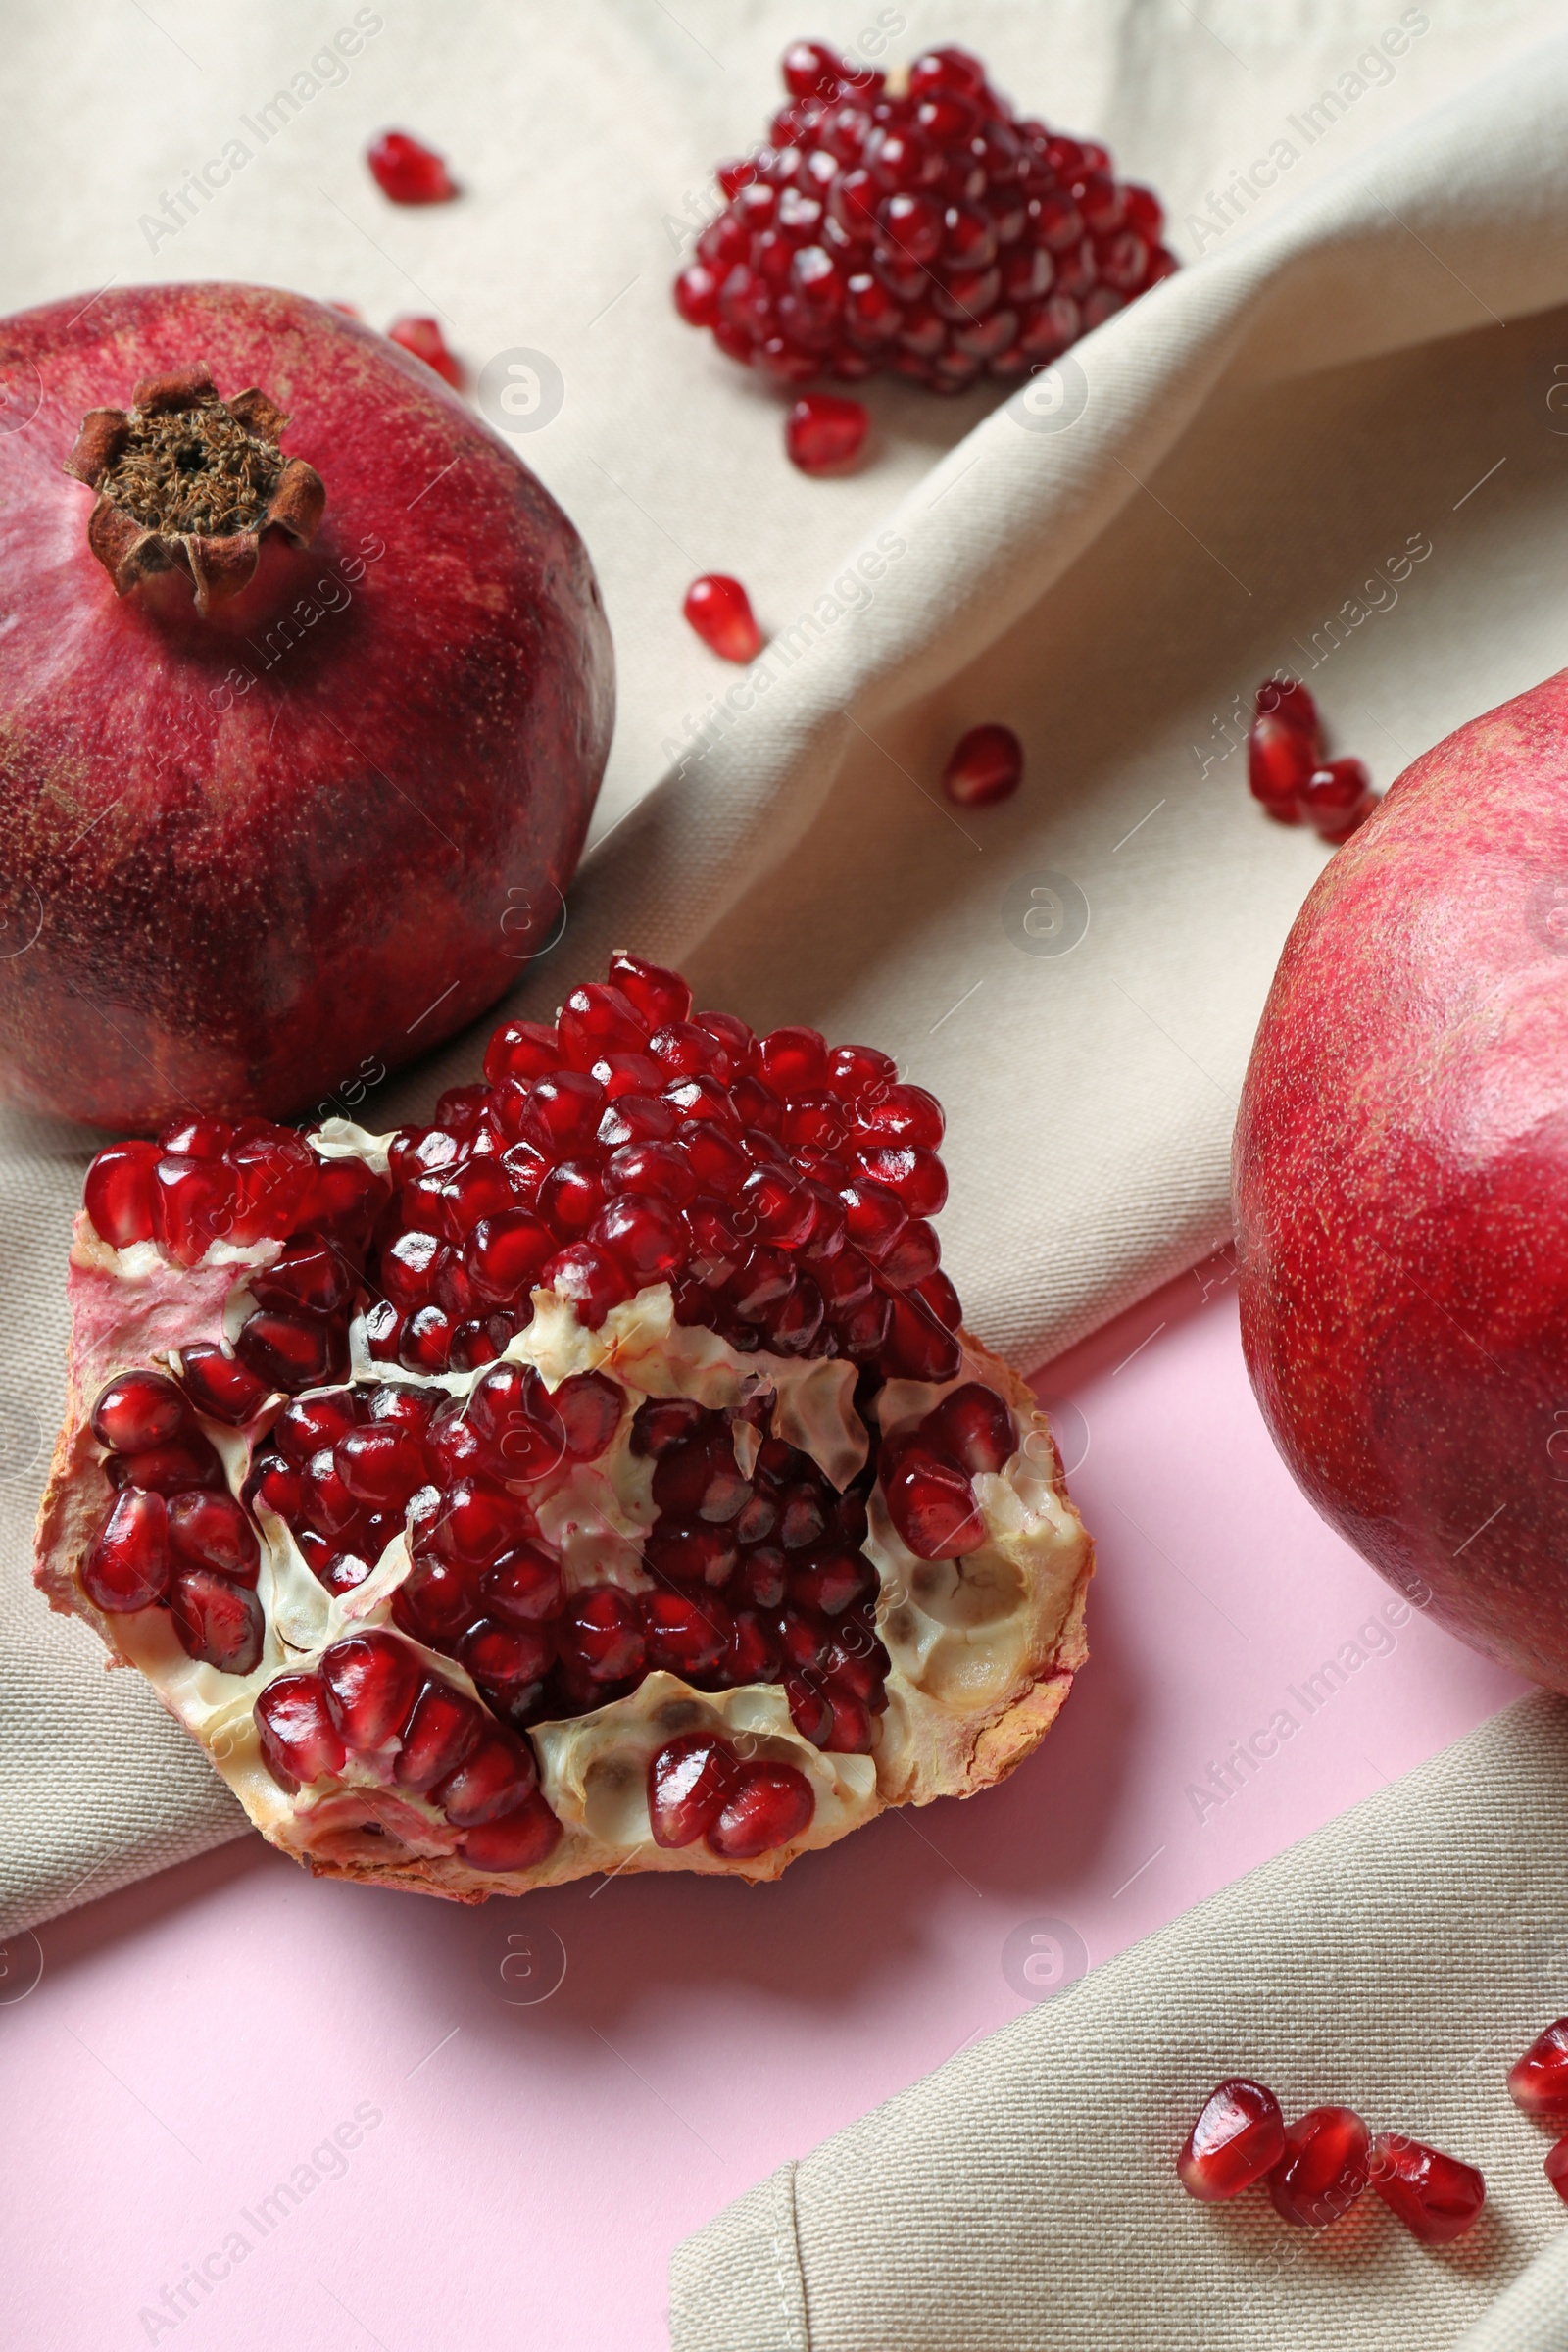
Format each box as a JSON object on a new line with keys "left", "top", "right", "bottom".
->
{"left": 387, "top": 316, "right": 463, "bottom": 388}
{"left": 366, "top": 129, "right": 458, "bottom": 205}
{"left": 1509, "top": 2015, "right": 1568, "bottom": 2201}
{"left": 883, "top": 1381, "right": 1015, "bottom": 1560}
{"left": 255, "top": 1628, "right": 559, "bottom": 1871}
{"left": 784, "top": 392, "right": 869, "bottom": 473}
{"left": 1248, "top": 679, "right": 1377, "bottom": 843}
{"left": 80, "top": 1370, "right": 264, "bottom": 1673}
{"left": 673, "top": 41, "right": 1176, "bottom": 396}
{"left": 648, "top": 1731, "right": 815, "bottom": 1856}
{"left": 1177, "top": 2078, "right": 1485, "bottom": 2241}
{"left": 684, "top": 574, "right": 763, "bottom": 664}
{"left": 942, "top": 722, "right": 1023, "bottom": 808}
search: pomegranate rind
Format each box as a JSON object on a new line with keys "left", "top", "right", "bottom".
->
{"left": 37, "top": 1131, "right": 1093, "bottom": 1902}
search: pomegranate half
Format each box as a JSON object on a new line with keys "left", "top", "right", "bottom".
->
{"left": 34, "top": 956, "right": 1093, "bottom": 1898}
{"left": 0, "top": 281, "right": 612, "bottom": 1131}
{"left": 1235, "top": 668, "right": 1568, "bottom": 1691}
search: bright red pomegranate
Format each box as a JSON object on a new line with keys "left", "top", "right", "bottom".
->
{"left": 1368, "top": 2133, "right": 1486, "bottom": 2243}
{"left": 1235, "top": 674, "right": 1568, "bottom": 1692}
{"left": 0, "top": 282, "right": 612, "bottom": 1130}
{"left": 367, "top": 130, "right": 458, "bottom": 205}
{"left": 35, "top": 956, "right": 1093, "bottom": 1898}
{"left": 1176, "top": 2079, "right": 1285, "bottom": 2201}
{"left": 1267, "top": 2105, "right": 1370, "bottom": 2229}
{"left": 673, "top": 40, "right": 1176, "bottom": 395}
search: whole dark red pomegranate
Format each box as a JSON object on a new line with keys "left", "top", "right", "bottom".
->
{"left": 1235, "top": 671, "right": 1568, "bottom": 1691}
{"left": 0, "top": 282, "right": 612, "bottom": 1131}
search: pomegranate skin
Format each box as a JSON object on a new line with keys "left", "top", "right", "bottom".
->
{"left": 0, "top": 282, "right": 613, "bottom": 1130}
{"left": 1234, "top": 668, "right": 1568, "bottom": 1690}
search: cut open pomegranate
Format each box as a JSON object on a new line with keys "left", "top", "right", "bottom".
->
{"left": 35, "top": 956, "right": 1093, "bottom": 1899}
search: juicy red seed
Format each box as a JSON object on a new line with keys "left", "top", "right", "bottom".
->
{"left": 255, "top": 1672, "right": 346, "bottom": 1794}
{"left": 388, "top": 314, "right": 463, "bottom": 387}
{"left": 168, "top": 1491, "right": 260, "bottom": 1584}
{"left": 1248, "top": 712, "right": 1312, "bottom": 821}
{"left": 274, "top": 1391, "right": 358, "bottom": 1464}
{"left": 920, "top": 1382, "right": 1017, "bottom": 1474}
{"left": 559, "top": 982, "right": 650, "bottom": 1071}
{"left": 789, "top": 1549, "right": 874, "bottom": 1615}
{"left": 705, "top": 1762, "right": 815, "bottom": 1858}
{"left": 516, "top": 1071, "right": 605, "bottom": 1155}
{"left": 392, "top": 1551, "right": 482, "bottom": 1643}
{"left": 234, "top": 1309, "right": 348, "bottom": 1396}
{"left": 784, "top": 1672, "right": 833, "bottom": 1743}
{"left": 545, "top": 1243, "right": 630, "bottom": 1328}
{"left": 884, "top": 1446, "right": 982, "bottom": 1559}
{"left": 437, "top": 1159, "right": 517, "bottom": 1240}
{"left": 1268, "top": 2106, "right": 1371, "bottom": 2229}
{"left": 245, "top": 1455, "right": 302, "bottom": 1523}
{"left": 484, "top": 1020, "right": 561, "bottom": 1088}
{"left": 562, "top": 1586, "right": 647, "bottom": 1680}
{"left": 858, "top": 1143, "right": 948, "bottom": 1217}
{"left": 757, "top": 1026, "right": 827, "bottom": 1096}
{"left": 631, "top": 1396, "right": 708, "bottom": 1458}
{"left": 394, "top": 1679, "right": 483, "bottom": 1790}
{"left": 1368, "top": 2134, "right": 1486, "bottom": 2244}
{"left": 482, "top": 1542, "right": 564, "bottom": 1626}
{"left": 856, "top": 1082, "right": 945, "bottom": 1150}
{"left": 838, "top": 1178, "right": 906, "bottom": 1261}
{"left": 176, "top": 1343, "right": 271, "bottom": 1425}
{"left": 107, "top": 1433, "right": 226, "bottom": 1496}
{"left": 434, "top": 1726, "right": 538, "bottom": 1825}
{"left": 1302, "top": 759, "right": 1375, "bottom": 840}
{"left": 1255, "top": 675, "right": 1319, "bottom": 746}
{"left": 430, "top": 1477, "right": 535, "bottom": 1567}
{"left": 251, "top": 1239, "right": 357, "bottom": 1317}
{"left": 785, "top": 393, "right": 869, "bottom": 474}
{"left": 292, "top": 1153, "right": 388, "bottom": 1248}
{"left": 882, "top": 1288, "right": 963, "bottom": 1383}
{"left": 820, "top": 1686, "right": 874, "bottom": 1752}
{"left": 170, "top": 1571, "right": 264, "bottom": 1675}
{"left": 465, "top": 1208, "right": 555, "bottom": 1302}
{"left": 648, "top": 1733, "right": 745, "bottom": 1847}
{"left": 459, "top": 1616, "right": 555, "bottom": 1692}
{"left": 335, "top": 1425, "right": 429, "bottom": 1509}
{"left": 642, "top": 1589, "right": 732, "bottom": 1677}
{"left": 84, "top": 1139, "right": 159, "bottom": 1246}
{"left": 1176, "top": 2080, "right": 1285, "bottom": 2201}
{"left": 942, "top": 722, "right": 1023, "bottom": 808}
{"left": 461, "top": 1791, "right": 563, "bottom": 1872}
{"left": 879, "top": 1218, "right": 941, "bottom": 1288}
{"left": 152, "top": 1156, "right": 240, "bottom": 1266}
{"left": 90, "top": 1369, "right": 190, "bottom": 1453}
{"left": 683, "top": 574, "right": 761, "bottom": 664}
{"left": 539, "top": 1161, "right": 606, "bottom": 1235}
{"left": 1547, "top": 2137, "right": 1568, "bottom": 2205}
{"left": 551, "top": 1371, "right": 624, "bottom": 1459}
{"left": 367, "top": 128, "right": 458, "bottom": 204}
{"left": 81, "top": 1489, "right": 171, "bottom": 1612}
{"left": 608, "top": 952, "right": 693, "bottom": 1029}
{"left": 1508, "top": 2017, "right": 1568, "bottom": 2117}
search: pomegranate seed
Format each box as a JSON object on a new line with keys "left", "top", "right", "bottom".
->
{"left": 1509, "top": 2018, "right": 1568, "bottom": 2117}
{"left": 81, "top": 1489, "right": 171, "bottom": 1611}
{"left": 482, "top": 1542, "right": 564, "bottom": 1626}
{"left": 631, "top": 1396, "right": 708, "bottom": 1457}
{"left": 785, "top": 392, "right": 869, "bottom": 474}
{"left": 394, "top": 1678, "right": 482, "bottom": 1789}
{"left": 107, "top": 1433, "right": 225, "bottom": 1496}
{"left": 1255, "top": 676, "right": 1319, "bottom": 745}
{"left": 387, "top": 315, "right": 462, "bottom": 388}
{"left": 319, "top": 1631, "right": 423, "bottom": 1752}
{"left": 176, "top": 1342, "right": 270, "bottom": 1424}
{"left": 485, "top": 1020, "right": 561, "bottom": 1087}
{"left": 168, "top": 1491, "right": 260, "bottom": 1583}
{"left": 90, "top": 1369, "right": 190, "bottom": 1453}
{"left": 274, "top": 1391, "right": 358, "bottom": 1464}
{"left": 1368, "top": 2133, "right": 1486, "bottom": 2243}
{"left": 1302, "top": 758, "right": 1376, "bottom": 842}
{"left": 550, "top": 1371, "right": 624, "bottom": 1459}
{"left": 430, "top": 1476, "right": 534, "bottom": 1567}
{"left": 234, "top": 1308, "right": 348, "bottom": 1395}
{"left": 561, "top": 1585, "right": 647, "bottom": 1682}
{"left": 885, "top": 1446, "right": 982, "bottom": 1558}
{"left": 642, "top": 1588, "right": 732, "bottom": 1677}
{"left": 151, "top": 1155, "right": 239, "bottom": 1265}
{"left": 608, "top": 952, "right": 692, "bottom": 1029}
{"left": 459, "top": 1616, "right": 554, "bottom": 1694}
{"left": 545, "top": 1243, "right": 629, "bottom": 1328}
{"left": 367, "top": 129, "right": 458, "bottom": 204}
{"left": 1176, "top": 2079, "right": 1285, "bottom": 2200}
{"left": 921, "top": 1383, "right": 1017, "bottom": 1474}
{"left": 705, "top": 1762, "right": 815, "bottom": 1857}
{"left": 336, "top": 1425, "right": 429, "bottom": 1509}
{"left": 648, "top": 1733, "right": 745, "bottom": 1846}
{"left": 255, "top": 1671, "right": 347, "bottom": 1793}
{"left": 433, "top": 1725, "right": 538, "bottom": 1825}
{"left": 392, "top": 1550, "right": 482, "bottom": 1644}
{"left": 170, "top": 1570, "right": 264, "bottom": 1674}
{"left": 1248, "top": 712, "right": 1312, "bottom": 823}
{"left": 881, "top": 1288, "right": 962, "bottom": 1382}
{"left": 461, "top": 1791, "right": 563, "bottom": 1872}
{"left": 244, "top": 1454, "right": 302, "bottom": 1523}
{"left": 465, "top": 1208, "right": 555, "bottom": 1303}
{"left": 1547, "top": 2136, "right": 1568, "bottom": 2204}
{"left": 943, "top": 723, "right": 1023, "bottom": 808}
{"left": 1267, "top": 2105, "right": 1371, "bottom": 2228}
{"left": 84, "top": 1140, "right": 159, "bottom": 1246}
{"left": 683, "top": 575, "right": 762, "bottom": 664}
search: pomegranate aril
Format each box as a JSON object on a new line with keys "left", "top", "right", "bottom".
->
{"left": 705, "top": 1762, "right": 815, "bottom": 1858}
{"left": 1255, "top": 675, "right": 1318, "bottom": 745}
{"left": 725, "top": 1607, "right": 780, "bottom": 1683}
{"left": 858, "top": 1142, "right": 948, "bottom": 1217}
{"left": 1302, "top": 758, "right": 1375, "bottom": 842}
{"left": 255, "top": 1671, "right": 346, "bottom": 1793}
{"left": 1267, "top": 2105, "right": 1371, "bottom": 2228}
{"left": 609, "top": 952, "right": 693, "bottom": 1030}
{"left": 251, "top": 1239, "right": 356, "bottom": 1318}
{"left": 1176, "top": 2079, "right": 1285, "bottom": 2201}
{"left": 921, "top": 1382, "right": 1017, "bottom": 1475}
{"left": 882, "top": 1288, "right": 962, "bottom": 1382}
{"left": 90, "top": 1369, "right": 190, "bottom": 1454}
{"left": 545, "top": 1242, "right": 629, "bottom": 1328}
{"left": 784, "top": 1671, "right": 833, "bottom": 1744}
{"left": 1248, "top": 712, "right": 1312, "bottom": 823}
{"left": 336, "top": 1425, "right": 429, "bottom": 1509}
{"left": 392, "top": 1550, "right": 482, "bottom": 1643}
{"left": 641, "top": 1589, "right": 732, "bottom": 1677}
{"left": 433, "top": 1725, "right": 538, "bottom": 1826}
{"left": 885, "top": 1446, "right": 982, "bottom": 1559}
{"left": 292, "top": 1154, "right": 389, "bottom": 1250}
{"left": 234, "top": 1308, "right": 348, "bottom": 1395}
{"left": 462, "top": 1791, "right": 563, "bottom": 1872}
{"left": 400, "top": 1303, "right": 455, "bottom": 1373}
{"left": 245, "top": 1454, "right": 302, "bottom": 1523}
{"left": 152, "top": 1155, "right": 240, "bottom": 1266}
{"left": 879, "top": 1218, "right": 941, "bottom": 1289}
{"left": 789, "top": 1549, "right": 874, "bottom": 1616}
{"left": 648, "top": 1732, "right": 745, "bottom": 1847}
{"left": 367, "top": 128, "right": 457, "bottom": 204}
{"left": 394, "top": 1678, "right": 482, "bottom": 1790}
{"left": 1368, "top": 2133, "right": 1486, "bottom": 2244}
{"left": 81, "top": 1489, "right": 171, "bottom": 1611}
{"left": 85, "top": 1139, "right": 159, "bottom": 1246}
{"left": 170, "top": 1570, "right": 264, "bottom": 1675}
{"left": 176, "top": 1342, "right": 271, "bottom": 1425}
{"left": 482, "top": 1542, "right": 564, "bottom": 1626}
{"left": 274, "top": 1390, "right": 358, "bottom": 1464}
{"left": 1508, "top": 2017, "right": 1568, "bottom": 2117}
{"left": 785, "top": 393, "right": 869, "bottom": 474}
{"left": 459, "top": 1616, "right": 554, "bottom": 1694}
{"left": 485, "top": 1020, "right": 561, "bottom": 1088}
{"left": 388, "top": 314, "right": 462, "bottom": 387}
{"left": 683, "top": 574, "right": 761, "bottom": 665}
{"left": 1547, "top": 2137, "right": 1568, "bottom": 2205}
{"left": 430, "top": 1476, "right": 535, "bottom": 1567}
{"left": 942, "top": 721, "right": 1023, "bottom": 808}
{"left": 466, "top": 1207, "right": 555, "bottom": 1301}
{"left": 631, "top": 1396, "right": 708, "bottom": 1458}
{"left": 561, "top": 1585, "right": 646, "bottom": 1682}
{"left": 168, "top": 1490, "right": 260, "bottom": 1584}
{"left": 108, "top": 1433, "right": 225, "bottom": 1495}
{"left": 593, "top": 1192, "right": 687, "bottom": 1285}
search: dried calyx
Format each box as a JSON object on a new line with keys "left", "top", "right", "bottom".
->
{"left": 63, "top": 362, "right": 325, "bottom": 613}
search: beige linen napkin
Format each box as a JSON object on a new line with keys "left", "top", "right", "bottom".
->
{"left": 1, "top": 0, "right": 1564, "bottom": 1960}
{"left": 669, "top": 1690, "right": 1568, "bottom": 2352}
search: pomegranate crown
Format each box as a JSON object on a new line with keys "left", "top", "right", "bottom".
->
{"left": 63, "top": 361, "right": 324, "bottom": 614}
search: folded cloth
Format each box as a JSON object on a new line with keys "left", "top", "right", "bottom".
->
{"left": 669, "top": 1691, "right": 1568, "bottom": 2351}
{"left": 2, "top": 0, "right": 1565, "bottom": 1935}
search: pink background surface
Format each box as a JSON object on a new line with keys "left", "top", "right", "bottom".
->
{"left": 0, "top": 1253, "right": 1526, "bottom": 2351}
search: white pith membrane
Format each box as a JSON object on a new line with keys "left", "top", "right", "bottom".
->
{"left": 37, "top": 1121, "right": 1093, "bottom": 1898}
